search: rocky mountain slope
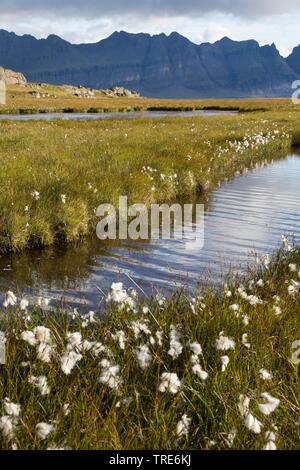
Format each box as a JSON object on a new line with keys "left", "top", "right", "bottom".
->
{"left": 0, "top": 65, "right": 27, "bottom": 85}
{"left": 0, "top": 29, "right": 299, "bottom": 98}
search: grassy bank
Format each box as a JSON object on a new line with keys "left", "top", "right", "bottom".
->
{"left": 0, "top": 245, "right": 299, "bottom": 450}
{"left": 2, "top": 83, "right": 298, "bottom": 114}
{"left": 0, "top": 107, "right": 299, "bottom": 252}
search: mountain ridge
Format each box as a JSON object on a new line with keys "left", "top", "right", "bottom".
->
{"left": 0, "top": 29, "right": 299, "bottom": 98}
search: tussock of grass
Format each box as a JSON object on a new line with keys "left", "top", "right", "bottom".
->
{"left": 0, "top": 247, "right": 299, "bottom": 450}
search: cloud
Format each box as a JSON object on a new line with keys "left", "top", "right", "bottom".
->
{"left": 0, "top": 0, "right": 299, "bottom": 20}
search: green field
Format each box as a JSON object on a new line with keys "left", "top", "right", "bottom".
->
{"left": 0, "top": 103, "right": 299, "bottom": 252}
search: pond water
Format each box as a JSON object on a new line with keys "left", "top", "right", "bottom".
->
{"left": 0, "top": 109, "right": 237, "bottom": 121}
{"left": 0, "top": 151, "right": 299, "bottom": 309}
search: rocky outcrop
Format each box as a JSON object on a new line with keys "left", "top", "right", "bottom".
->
{"left": 0, "top": 66, "right": 27, "bottom": 85}
{"left": 0, "top": 29, "right": 298, "bottom": 98}
{"left": 103, "top": 86, "right": 140, "bottom": 97}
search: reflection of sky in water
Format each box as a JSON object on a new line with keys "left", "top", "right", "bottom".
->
{"left": 0, "top": 153, "right": 300, "bottom": 309}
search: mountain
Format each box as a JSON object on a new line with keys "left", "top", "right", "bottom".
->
{"left": 287, "top": 45, "right": 300, "bottom": 75}
{"left": 0, "top": 29, "right": 298, "bottom": 98}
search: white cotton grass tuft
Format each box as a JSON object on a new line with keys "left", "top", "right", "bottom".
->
{"left": 0, "top": 416, "right": 18, "bottom": 441}
{"left": 3, "top": 291, "right": 17, "bottom": 308}
{"left": 159, "top": 372, "right": 181, "bottom": 394}
{"left": 111, "top": 330, "right": 126, "bottom": 350}
{"left": 263, "top": 430, "right": 277, "bottom": 450}
{"left": 28, "top": 375, "right": 50, "bottom": 396}
{"left": 291, "top": 340, "right": 300, "bottom": 365}
{"left": 35, "top": 422, "right": 55, "bottom": 440}
{"left": 242, "top": 334, "right": 251, "bottom": 349}
{"left": 215, "top": 332, "right": 235, "bottom": 351}
{"left": 99, "top": 359, "right": 122, "bottom": 390}
{"left": 60, "top": 350, "right": 83, "bottom": 375}
{"left": 258, "top": 393, "right": 280, "bottom": 416}
{"left": 238, "top": 395, "right": 262, "bottom": 434}
{"left": 221, "top": 355, "right": 230, "bottom": 372}
{"left": 135, "top": 344, "right": 152, "bottom": 370}
{"left": 259, "top": 368, "right": 273, "bottom": 381}
{"left": 244, "top": 413, "right": 263, "bottom": 434}
{"left": 168, "top": 325, "right": 183, "bottom": 359}
{"left": 36, "top": 342, "right": 55, "bottom": 364}
{"left": 3, "top": 398, "right": 21, "bottom": 417}
{"left": 189, "top": 341, "right": 202, "bottom": 356}
{"left": 176, "top": 414, "right": 191, "bottom": 439}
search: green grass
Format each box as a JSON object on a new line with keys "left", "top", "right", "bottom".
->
{"left": 0, "top": 246, "right": 299, "bottom": 450}
{"left": 0, "top": 108, "right": 298, "bottom": 252}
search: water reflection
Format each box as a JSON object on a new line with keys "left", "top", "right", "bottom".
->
{"left": 0, "top": 152, "right": 299, "bottom": 309}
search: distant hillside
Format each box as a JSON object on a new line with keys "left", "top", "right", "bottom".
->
{"left": 0, "top": 29, "right": 299, "bottom": 98}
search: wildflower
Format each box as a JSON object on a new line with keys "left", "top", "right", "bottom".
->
{"left": 224, "top": 429, "right": 237, "bottom": 448}
{"left": 21, "top": 330, "right": 37, "bottom": 346}
{"left": 229, "top": 304, "right": 239, "bottom": 313}
{"left": 36, "top": 342, "right": 55, "bottom": 364}
{"left": 60, "top": 350, "right": 82, "bottom": 375}
{"left": 33, "top": 326, "right": 52, "bottom": 344}
{"left": 221, "top": 356, "right": 230, "bottom": 372}
{"left": 244, "top": 413, "right": 262, "bottom": 434}
{"left": 135, "top": 344, "right": 152, "bottom": 370}
{"left": 291, "top": 340, "right": 300, "bottom": 364}
{"left": 130, "top": 320, "right": 151, "bottom": 339}
{"left": 263, "top": 431, "right": 277, "bottom": 450}
{"left": 273, "top": 305, "right": 282, "bottom": 316}
{"left": 288, "top": 280, "right": 300, "bottom": 295}
{"left": 106, "top": 282, "right": 136, "bottom": 310}
{"left": 289, "top": 264, "right": 297, "bottom": 272}
{"left": 142, "top": 306, "right": 149, "bottom": 314}
{"left": 159, "top": 373, "right": 181, "bottom": 394}
{"left": 99, "top": 360, "right": 122, "bottom": 390}
{"left": 258, "top": 393, "right": 280, "bottom": 416}
{"left": 20, "top": 298, "right": 29, "bottom": 311}
{"left": 190, "top": 342, "right": 202, "bottom": 356}
{"left": 31, "top": 190, "right": 40, "bottom": 201}
{"left": 168, "top": 325, "right": 183, "bottom": 359}
{"left": 3, "top": 291, "right": 17, "bottom": 308}
{"left": 66, "top": 332, "right": 82, "bottom": 350}
{"left": 192, "top": 363, "right": 208, "bottom": 381}
{"left": 176, "top": 414, "right": 191, "bottom": 439}
{"left": 28, "top": 375, "right": 50, "bottom": 396}
{"left": 61, "top": 194, "right": 66, "bottom": 204}
{"left": 257, "top": 279, "right": 264, "bottom": 287}
{"left": 82, "top": 340, "right": 105, "bottom": 356}
{"left": 0, "top": 416, "right": 18, "bottom": 441}
{"left": 215, "top": 332, "right": 235, "bottom": 351}
{"left": 62, "top": 404, "right": 70, "bottom": 416}
{"left": 238, "top": 395, "right": 250, "bottom": 417}
{"left": 3, "top": 399, "right": 20, "bottom": 417}
{"left": 35, "top": 422, "right": 55, "bottom": 440}
{"left": 259, "top": 369, "right": 273, "bottom": 381}
{"left": 112, "top": 331, "right": 126, "bottom": 350}
{"left": 155, "top": 330, "right": 163, "bottom": 346}
{"left": 242, "top": 334, "right": 251, "bottom": 349}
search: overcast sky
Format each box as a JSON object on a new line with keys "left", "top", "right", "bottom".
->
{"left": 0, "top": 0, "right": 299, "bottom": 56}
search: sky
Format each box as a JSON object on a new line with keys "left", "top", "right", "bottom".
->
{"left": 0, "top": 0, "right": 299, "bottom": 56}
